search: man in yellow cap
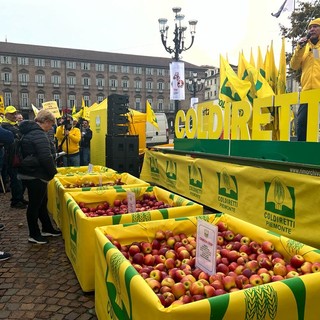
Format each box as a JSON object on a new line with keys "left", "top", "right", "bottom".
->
{"left": 290, "top": 18, "right": 320, "bottom": 141}
{"left": 1, "top": 106, "right": 28, "bottom": 209}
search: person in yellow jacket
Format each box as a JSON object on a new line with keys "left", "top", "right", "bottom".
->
{"left": 290, "top": 18, "right": 320, "bottom": 141}
{"left": 55, "top": 115, "right": 81, "bottom": 167}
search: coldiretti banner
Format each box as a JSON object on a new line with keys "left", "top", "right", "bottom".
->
{"left": 140, "top": 149, "right": 320, "bottom": 248}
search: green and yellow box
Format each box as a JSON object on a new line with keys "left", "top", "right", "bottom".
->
{"left": 48, "top": 165, "right": 116, "bottom": 220}
{"left": 64, "top": 186, "right": 203, "bottom": 292}
{"left": 95, "top": 213, "right": 320, "bottom": 320}
{"left": 48, "top": 171, "right": 149, "bottom": 239}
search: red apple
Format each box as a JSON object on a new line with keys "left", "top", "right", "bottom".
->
{"left": 171, "top": 282, "right": 186, "bottom": 299}
{"left": 273, "top": 262, "right": 287, "bottom": 277}
{"left": 261, "top": 240, "right": 275, "bottom": 254}
{"left": 222, "top": 275, "right": 236, "bottom": 291}
{"left": 249, "top": 274, "right": 263, "bottom": 286}
{"left": 311, "top": 262, "right": 320, "bottom": 273}
{"left": 190, "top": 280, "right": 205, "bottom": 295}
{"left": 290, "top": 254, "right": 305, "bottom": 268}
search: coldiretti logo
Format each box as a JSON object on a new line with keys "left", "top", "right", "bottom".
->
{"left": 188, "top": 164, "right": 203, "bottom": 199}
{"left": 166, "top": 160, "right": 177, "bottom": 185}
{"left": 217, "top": 168, "right": 238, "bottom": 213}
{"left": 150, "top": 157, "right": 159, "bottom": 174}
{"left": 264, "top": 177, "right": 296, "bottom": 235}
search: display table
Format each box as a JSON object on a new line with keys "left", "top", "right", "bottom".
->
{"left": 140, "top": 148, "right": 320, "bottom": 248}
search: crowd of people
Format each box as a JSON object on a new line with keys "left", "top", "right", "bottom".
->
{"left": 0, "top": 107, "right": 92, "bottom": 260}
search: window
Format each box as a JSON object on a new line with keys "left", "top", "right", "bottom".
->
{"left": 1, "top": 72, "right": 12, "bottom": 83}
{"left": 169, "top": 101, "right": 175, "bottom": 111}
{"left": 146, "top": 81, "right": 153, "bottom": 90}
{"left": 0, "top": 56, "right": 11, "bottom": 64}
{"left": 157, "top": 82, "right": 164, "bottom": 90}
{"left": 68, "top": 95, "right": 76, "bottom": 109}
{"left": 34, "top": 58, "right": 45, "bottom": 67}
{"left": 67, "top": 76, "right": 76, "bottom": 85}
{"left": 109, "top": 65, "right": 118, "bottom": 73}
{"left": 83, "top": 95, "right": 90, "bottom": 107}
{"left": 37, "top": 93, "right": 45, "bottom": 107}
{"left": 96, "top": 78, "right": 105, "bottom": 87}
{"left": 134, "top": 67, "right": 142, "bottom": 74}
{"left": 135, "top": 97, "right": 141, "bottom": 110}
{"left": 97, "top": 95, "right": 104, "bottom": 103}
{"left": 53, "top": 94, "right": 61, "bottom": 108}
{"left": 121, "top": 65, "right": 129, "bottom": 73}
{"left": 82, "top": 77, "right": 91, "bottom": 87}
{"left": 81, "top": 62, "right": 90, "bottom": 70}
{"left": 21, "top": 92, "right": 29, "bottom": 108}
{"left": 157, "top": 99, "right": 164, "bottom": 111}
{"left": 4, "top": 92, "right": 12, "bottom": 105}
{"left": 51, "top": 60, "right": 61, "bottom": 68}
{"left": 122, "top": 79, "right": 129, "bottom": 88}
{"left": 35, "top": 74, "right": 45, "bottom": 84}
{"left": 157, "top": 69, "right": 165, "bottom": 76}
{"left": 134, "top": 80, "right": 142, "bottom": 89}
{"left": 95, "top": 64, "right": 104, "bottom": 72}
{"left": 51, "top": 75, "right": 61, "bottom": 85}
{"left": 66, "top": 61, "right": 76, "bottom": 69}
{"left": 18, "top": 57, "right": 29, "bottom": 65}
{"left": 146, "top": 68, "right": 153, "bottom": 75}
{"left": 19, "top": 73, "right": 29, "bottom": 84}
{"left": 109, "top": 79, "right": 118, "bottom": 88}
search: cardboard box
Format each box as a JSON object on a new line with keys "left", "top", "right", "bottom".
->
{"left": 95, "top": 214, "right": 320, "bottom": 320}
{"left": 64, "top": 186, "right": 203, "bottom": 292}
{"left": 48, "top": 172, "right": 149, "bottom": 238}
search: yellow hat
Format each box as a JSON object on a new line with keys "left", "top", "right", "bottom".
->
{"left": 5, "top": 106, "right": 17, "bottom": 114}
{"left": 309, "top": 18, "right": 320, "bottom": 28}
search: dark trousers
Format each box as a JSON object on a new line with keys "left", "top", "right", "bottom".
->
{"left": 23, "top": 179, "right": 55, "bottom": 238}
{"left": 297, "top": 103, "right": 308, "bottom": 141}
{"left": 7, "top": 166, "right": 24, "bottom": 204}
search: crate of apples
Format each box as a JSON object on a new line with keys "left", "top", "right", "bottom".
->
{"left": 95, "top": 214, "right": 320, "bottom": 320}
{"left": 63, "top": 186, "right": 203, "bottom": 292}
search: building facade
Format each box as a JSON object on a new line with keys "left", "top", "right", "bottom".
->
{"left": 0, "top": 41, "right": 207, "bottom": 129}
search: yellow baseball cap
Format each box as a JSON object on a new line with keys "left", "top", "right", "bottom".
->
{"left": 4, "top": 106, "right": 17, "bottom": 114}
{"left": 309, "top": 18, "right": 320, "bottom": 28}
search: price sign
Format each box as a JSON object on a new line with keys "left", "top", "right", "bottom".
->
{"left": 195, "top": 219, "right": 218, "bottom": 275}
{"left": 127, "top": 191, "right": 136, "bottom": 213}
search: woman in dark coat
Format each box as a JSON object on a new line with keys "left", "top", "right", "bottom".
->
{"left": 18, "top": 109, "right": 61, "bottom": 244}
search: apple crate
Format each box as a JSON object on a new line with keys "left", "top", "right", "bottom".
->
{"left": 48, "top": 172, "right": 149, "bottom": 238}
{"left": 94, "top": 213, "right": 320, "bottom": 320}
{"left": 48, "top": 165, "right": 116, "bottom": 221}
{"left": 64, "top": 185, "right": 203, "bottom": 292}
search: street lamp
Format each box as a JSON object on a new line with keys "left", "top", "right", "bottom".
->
{"left": 186, "top": 72, "right": 205, "bottom": 98}
{"left": 158, "top": 8, "right": 198, "bottom": 118}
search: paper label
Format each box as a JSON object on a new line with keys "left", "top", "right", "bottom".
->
{"left": 87, "top": 163, "right": 93, "bottom": 173}
{"left": 195, "top": 219, "right": 218, "bottom": 275}
{"left": 127, "top": 191, "right": 136, "bottom": 213}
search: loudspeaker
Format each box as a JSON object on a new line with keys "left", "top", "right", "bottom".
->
{"left": 107, "top": 94, "right": 129, "bottom": 135}
{"left": 106, "top": 135, "right": 140, "bottom": 177}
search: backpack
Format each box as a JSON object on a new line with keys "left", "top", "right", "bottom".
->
{"left": 11, "top": 136, "right": 24, "bottom": 168}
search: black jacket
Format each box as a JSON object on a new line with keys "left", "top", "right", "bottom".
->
{"left": 18, "top": 120, "right": 57, "bottom": 181}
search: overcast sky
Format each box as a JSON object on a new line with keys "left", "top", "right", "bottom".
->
{"left": 1, "top": 0, "right": 297, "bottom": 67}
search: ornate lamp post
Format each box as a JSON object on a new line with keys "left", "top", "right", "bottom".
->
{"left": 186, "top": 72, "right": 205, "bottom": 98}
{"left": 158, "top": 8, "right": 198, "bottom": 117}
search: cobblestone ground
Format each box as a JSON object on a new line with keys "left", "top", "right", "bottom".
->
{"left": 0, "top": 192, "right": 97, "bottom": 320}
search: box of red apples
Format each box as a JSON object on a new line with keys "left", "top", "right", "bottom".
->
{"left": 48, "top": 172, "right": 149, "bottom": 238}
{"left": 94, "top": 213, "right": 320, "bottom": 320}
{"left": 63, "top": 185, "right": 203, "bottom": 292}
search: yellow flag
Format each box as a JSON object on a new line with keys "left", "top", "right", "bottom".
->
{"left": 277, "top": 37, "right": 287, "bottom": 95}
{"left": 146, "top": 101, "right": 159, "bottom": 130}
{"left": 42, "top": 101, "right": 61, "bottom": 118}
{"left": 265, "top": 41, "right": 278, "bottom": 92}
{"left": 219, "top": 54, "right": 251, "bottom": 104}
{"left": 82, "top": 97, "right": 85, "bottom": 108}
{"left": 72, "top": 105, "right": 76, "bottom": 115}
{"left": 0, "top": 95, "right": 4, "bottom": 114}
{"left": 31, "top": 104, "right": 39, "bottom": 116}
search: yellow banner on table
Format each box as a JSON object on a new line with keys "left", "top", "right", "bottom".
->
{"left": 63, "top": 186, "right": 203, "bottom": 292}
{"left": 140, "top": 149, "right": 320, "bottom": 248}
{"left": 42, "top": 100, "right": 61, "bottom": 118}
{"left": 95, "top": 214, "right": 320, "bottom": 320}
